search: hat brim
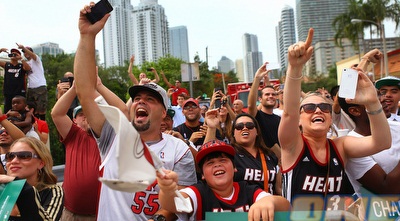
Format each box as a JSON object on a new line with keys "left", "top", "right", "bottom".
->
{"left": 128, "top": 85, "right": 166, "bottom": 109}
{"left": 195, "top": 145, "right": 235, "bottom": 165}
{"left": 375, "top": 79, "right": 400, "bottom": 89}
{"left": 10, "top": 49, "right": 21, "bottom": 55}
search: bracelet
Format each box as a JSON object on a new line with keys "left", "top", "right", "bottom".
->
{"left": 0, "top": 114, "right": 7, "bottom": 122}
{"left": 366, "top": 107, "right": 383, "bottom": 115}
{"left": 361, "top": 57, "right": 371, "bottom": 62}
{"left": 286, "top": 74, "right": 303, "bottom": 80}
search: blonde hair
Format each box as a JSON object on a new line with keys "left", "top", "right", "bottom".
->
{"left": 11, "top": 137, "right": 57, "bottom": 190}
{"left": 301, "top": 91, "right": 333, "bottom": 106}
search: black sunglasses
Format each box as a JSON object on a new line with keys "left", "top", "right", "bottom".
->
{"left": 234, "top": 122, "right": 256, "bottom": 130}
{"left": 300, "top": 103, "right": 332, "bottom": 114}
{"left": 5, "top": 151, "right": 40, "bottom": 162}
{"left": 0, "top": 129, "right": 8, "bottom": 135}
{"left": 183, "top": 105, "right": 198, "bottom": 110}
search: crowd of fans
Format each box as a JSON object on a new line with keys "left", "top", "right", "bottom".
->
{"left": 0, "top": 3, "right": 399, "bottom": 221}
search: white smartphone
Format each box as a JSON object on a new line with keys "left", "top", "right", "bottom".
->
{"left": 339, "top": 68, "right": 359, "bottom": 99}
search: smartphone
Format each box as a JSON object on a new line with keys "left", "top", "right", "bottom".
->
{"left": 146, "top": 68, "right": 153, "bottom": 71}
{"left": 279, "top": 84, "right": 284, "bottom": 90}
{"left": 61, "top": 77, "right": 74, "bottom": 87}
{"left": 85, "top": 0, "right": 113, "bottom": 24}
{"left": 339, "top": 68, "right": 358, "bottom": 99}
{"left": 215, "top": 99, "right": 221, "bottom": 109}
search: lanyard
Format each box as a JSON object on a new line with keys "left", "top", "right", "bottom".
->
{"left": 259, "top": 149, "right": 269, "bottom": 193}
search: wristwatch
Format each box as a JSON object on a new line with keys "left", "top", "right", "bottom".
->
{"left": 151, "top": 214, "right": 166, "bottom": 221}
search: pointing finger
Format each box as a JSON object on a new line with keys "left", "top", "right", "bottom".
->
{"left": 304, "top": 28, "right": 314, "bottom": 49}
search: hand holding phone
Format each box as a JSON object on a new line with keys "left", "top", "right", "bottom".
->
{"left": 86, "top": 0, "right": 113, "bottom": 24}
{"left": 339, "top": 68, "right": 358, "bottom": 99}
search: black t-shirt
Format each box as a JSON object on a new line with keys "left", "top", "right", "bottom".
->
{"left": 173, "top": 122, "right": 204, "bottom": 149}
{"left": 255, "top": 110, "right": 281, "bottom": 148}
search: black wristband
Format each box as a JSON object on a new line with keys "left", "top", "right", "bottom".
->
{"left": 151, "top": 214, "right": 166, "bottom": 221}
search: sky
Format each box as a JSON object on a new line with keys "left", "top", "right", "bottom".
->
{"left": 0, "top": 0, "right": 398, "bottom": 69}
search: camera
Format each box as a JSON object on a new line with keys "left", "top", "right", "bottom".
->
{"left": 221, "top": 99, "right": 227, "bottom": 105}
{"left": 8, "top": 53, "right": 15, "bottom": 58}
{"left": 61, "top": 77, "right": 74, "bottom": 87}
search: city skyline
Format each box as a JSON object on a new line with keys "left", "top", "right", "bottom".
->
{"left": 0, "top": 0, "right": 398, "bottom": 70}
{"left": 0, "top": 0, "right": 298, "bottom": 69}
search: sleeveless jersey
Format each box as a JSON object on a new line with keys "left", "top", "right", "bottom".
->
{"left": 4, "top": 62, "right": 27, "bottom": 95}
{"left": 234, "top": 150, "right": 279, "bottom": 194}
{"left": 282, "top": 136, "right": 354, "bottom": 204}
{"left": 188, "top": 182, "right": 262, "bottom": 221}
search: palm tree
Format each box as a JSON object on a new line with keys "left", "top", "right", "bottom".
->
{"left": 333, "top": 0, "right": 400, "bottom": 49}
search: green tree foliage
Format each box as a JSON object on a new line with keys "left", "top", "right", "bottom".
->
{"left": 41, "top": 53, "right": 75, "bottom": 165}
{"left": 301, "top": 65, "right": 338, "bottom": 93}
{"left": 333, "top": 0, "right": 400, "bottom": 49}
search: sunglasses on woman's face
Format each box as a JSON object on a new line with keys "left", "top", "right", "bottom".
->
{"left": 234, "top": 122, "right": 256, "bottom": 130}
{"left": 300, "top": 103, "right": 332, "bottom": 114}
{"left": 5, "top": 151, "right": 40, "bottom": 162}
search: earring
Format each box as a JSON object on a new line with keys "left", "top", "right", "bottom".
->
{"left": 38, "top": 168, "right": 42, "bottom": 176}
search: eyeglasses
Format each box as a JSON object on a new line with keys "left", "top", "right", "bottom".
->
{"left": 300, "top": 103, "right": 332, "bottom": 114}
{"left": 0, "top": 129, "right": 8, "bottom": 135}
{"left": 183, "top": 105, "right": 198, "bottom": 110}
{"left": 5, "top": 151, "right": 40, "bottom": 162}
{"left": 234, "top": 122, "right": 256, "bottom": 130}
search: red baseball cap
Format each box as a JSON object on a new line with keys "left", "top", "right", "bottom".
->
{"left": 195, "top": 140, "right": 235, "bottom": 164}
{"left": 183, "top": 98, "right": 199, "bottom": 107}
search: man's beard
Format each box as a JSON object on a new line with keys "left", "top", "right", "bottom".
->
{"left": 132, "top": 120, "right": 151, "bottom": 132}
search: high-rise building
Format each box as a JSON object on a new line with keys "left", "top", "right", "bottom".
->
{"left": 296, "top": 0, "right": 349, "bottom": 75}
{"left": 169, "top": 26, "right": 190, "bottom": 62}
{"left": 218, "top": 56, "right": 235, "bottom": 73}
{"left": 235, "top": 59, "right": 244, "bottom": 82}
{"left": 242, "top": 33, "right": 263, "bottom": 82}
{"left": 103, "top": 0, "right": 134, "bottom": 68}
{"left": 276, "top": 5, "right": 296, "bottom": 72}
{"left": 31, "top": 42, "right": 64, "bottom": 57}
{"left": 132, "top": 0, "right": 170, "bottom": 65}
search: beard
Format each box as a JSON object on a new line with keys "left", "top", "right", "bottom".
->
{"left": 132, "top": 120, "right": 151, "bottom": 132}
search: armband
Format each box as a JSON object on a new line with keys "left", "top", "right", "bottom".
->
{"left": 0, "top": 114, "right": 7, "bottom": 122}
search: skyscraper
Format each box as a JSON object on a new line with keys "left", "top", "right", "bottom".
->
{"left": 103, "top": 0, "right": 134, "bottom": 68}
{"left": 242, "top": 33, "right": 263, "bottom": 82}
{"left": 218, "top": 56, "right": 234, "bottom": 73}
{"left": 276, "top": 5, "right": 296, "bottom": 72}
{"left": 31, "top": 42, "right": 64, "bottom": 57}
{"left": 132, "top": 0, "right": 170, "bottom": 65}
{"left": 169, "top": 26, "right": 190, "bottom": 62}
{"left": 296, "top": 0, "right": 349, "bottom": 75}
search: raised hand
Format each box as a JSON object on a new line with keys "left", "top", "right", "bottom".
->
{"left": 288, "top": 28, "right": 314, "bottom": 67}
{"left": 79, "top": 2, "right": 110, "bottom": 36}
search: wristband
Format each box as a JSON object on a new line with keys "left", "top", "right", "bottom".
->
{"left": 366, "top": 107, "right": 383, "bottom": 115}
{"left": 361, "top": 57, "right": 372, "bottom": 62}
{"left": 0, "top": 114, "right": 7, "bottom": 122}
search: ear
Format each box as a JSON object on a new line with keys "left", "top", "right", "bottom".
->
{"left": 234, "top": 168, "right": 237, "bottom": 173}
{"left": 201, "top": 175, "right": 205, "bottom": 180}
{"left": 38, "top": 160, "right": 45, "bottom": 170}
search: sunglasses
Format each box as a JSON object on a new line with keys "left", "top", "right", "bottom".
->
{"left": 5, "top": 151, "right": 40, "bottom": 162}
{"left": 300, "top": 103, "right": 332, "bottom": 114}
{"left": 234, "top": 122, "right": 256, "bottom": 130}
{"left": 183, "top": 105, "right": 198, "bottom": 110}
{"left": 0, "top": 129, "right": 8, "bottom": 135}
